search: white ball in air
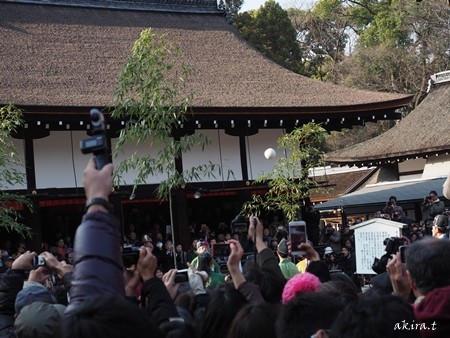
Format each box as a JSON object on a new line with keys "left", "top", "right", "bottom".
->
{"left": 264, "top": 148, "right": 276, "bottom": 160}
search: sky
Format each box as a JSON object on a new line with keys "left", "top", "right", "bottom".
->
{"left": 240, "top": 0, "right": 315, "bottom": 12}
{"left": 240, "top": 0, "right": 270, "bottom": 11}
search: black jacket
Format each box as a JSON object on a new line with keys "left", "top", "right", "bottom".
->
{"left": 65, "top": 210, "right": 123, "bottom": 315}
{"left": 0, "top": 269, "right": 25, "bottom": 338}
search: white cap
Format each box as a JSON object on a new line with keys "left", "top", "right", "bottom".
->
{"left": 324, "top": 247, "right": 333, "bottom": 254}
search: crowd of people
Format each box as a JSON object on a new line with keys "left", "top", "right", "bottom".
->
{"left": 1, "top": 158, "right": 450, "bottom": 338}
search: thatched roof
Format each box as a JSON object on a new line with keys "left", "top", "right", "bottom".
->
{"left": 325, "top": 81, "right": 450, "bottom": 166}
{"left": 310, "top": 168, "right": 376, "bottom": 202}
{"left": 0, "top": 1, "right": 412, "bottom": 121}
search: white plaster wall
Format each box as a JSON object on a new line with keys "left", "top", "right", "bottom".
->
{"left": 182, "top": 130, "right": 242, "bottom": 182}
{"left": 3, "top": 138, "right": 27, "bottom": 190}
{"left": 422, "top": 154, "right": 450, "bottom": 178}
{"left": 30, "top": 128, "right": 286, "bottom": 189}
{"left": 246, "top": 129, "right": 285, "bottom": 180}
{"left": 34, "top": 131, "right": 87, "bottom": 189}
{"left": 111, "top": 136, "right": 167, "bottom": 185}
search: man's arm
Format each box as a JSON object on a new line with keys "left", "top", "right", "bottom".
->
{"left": 65, "top": 159, "right": 124, "bottom": 314}
{"left": 248, "top": 216, "right": 284, "bottom": 280}
{"left": 227, "top": 239, "right": 264, "bottom": 303}
{"left": 0, "top": 251, "right": 35, "bottom": 337}
{"left": 386, "top": 253, "right": 411, "bottom": 300}
{"left": 137, "top": 247, "right": 180, "bottom": 329}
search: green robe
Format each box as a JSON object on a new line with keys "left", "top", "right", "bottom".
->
{"left": 279, "top": 258, "right": 300, "bottom": 279}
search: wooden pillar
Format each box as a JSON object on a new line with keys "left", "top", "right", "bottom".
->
{"left": 239, "top": 135, "right": 248, "bottom": 181}
{"left": 25, "top": 197, "right": 42, "bottom": 252}
{"left": 24, "top": 137, "right": 36, "bottom": 192}
{"left": 171, "top": 189, "right": 190, "bottom": 249}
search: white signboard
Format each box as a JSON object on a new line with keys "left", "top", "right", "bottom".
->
{"left": 350, "top": 218, "right": 406, "bottom": 274}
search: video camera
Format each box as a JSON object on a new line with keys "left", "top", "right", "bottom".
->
{"left": 231, "top": 214, "right": 248, "bottom": 234}
{"left": 80, "top": 108, "right": 109, "bottom": 169}
{"left": 121, "top": 245, "right": 140, "bottom": 267}
{"left": 383, "top": 237, "right": 402, "bottom": 255}
{"left": 372, "top": 236, "right": 403, "bottom": 274}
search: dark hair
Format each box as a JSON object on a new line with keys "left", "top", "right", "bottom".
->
{"left": 63, "top": 296, "right": 159, "bottom": 338}
{"left": 405, "top": 237, "right": 450, "bottom": 295}
{"left": 245, "top": 267, "right": 286, "bottom": 303}
{"left": 54, "top": 285, "right": 69, "bottom": 306}
{"left": 429, "top": 190, "right": 438, "bottom": 197}
{"left": 227, "top": 302, "right": 279, "bottom": 338}
{"left": 276, "top": 291, "right": 344, "bottom": 338}
{"left": 197, "top": 252, "right": 213, "bottom": 273}
{"left": 306, "top": 261, "right": 331, "bottom": 283}
{"left": 329, "top": 271, "right": 359, "bottom": 292}
{"left": 389, "top": 196, "right": 397, "bottom": 201}
{"left": 330, "top": 294, "right": 420, "bottom": 338}
{"left": 319, "top": 280, "right": 359, "bottom": 304}
{"left": 199, "top": 283, "right": 247, "bottom": 338}
{"left": 433, "top": 215, "right": 448, "bottom": 233}
{"left": 174, "top": 291, "right": 194, "bottom": 314}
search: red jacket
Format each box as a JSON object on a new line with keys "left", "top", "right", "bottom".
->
{"left": 414, "top": 285, "right": 450, "bottom": 337}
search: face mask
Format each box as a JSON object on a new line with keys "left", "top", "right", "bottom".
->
{"left": 156, "top": 242, "right": 163, "bottom": 249}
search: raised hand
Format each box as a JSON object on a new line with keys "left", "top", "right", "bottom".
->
{"left": 136, "top": 247, "right": 157, "bottom": 282}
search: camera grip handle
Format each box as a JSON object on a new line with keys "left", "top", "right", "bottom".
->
{"left": 94, "top": 152, "right": 109, "bottom": 170}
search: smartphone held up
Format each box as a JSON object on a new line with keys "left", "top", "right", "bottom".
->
{"left": 289, "top": 221, "right": 307, "bottom": 256}
{"left": 212, "top": 243, "right": 231, "bottom": 258}
{"left": 399, "top": 245, "right": 408, "bottom": 264}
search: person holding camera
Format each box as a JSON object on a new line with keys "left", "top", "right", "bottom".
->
{"left": 189, "top": 241, "right": 221, "bottom": 274}
{"left": 386, "top": 238, "right": 450, "bottom": 337}
{"left": 0, "top": 251, "right": 35, "bottom": 338}
{"left": 63, "top": 158, "right": 191, "bottom": 338}
{"left": 387, "top": 196, "right": 404, "bottom": 216}
{"left": 321, "top": 224, "right": 341, "bottom": 254}
{"left": 323, "top": 247, "right": 339, "bottom": 272}
{"left": 195, "top": 252, "right": 225, "bottom": 290}
{"left": 421, "top": 190, "right": 445, "bottom": 235}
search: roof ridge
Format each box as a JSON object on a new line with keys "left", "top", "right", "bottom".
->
{"left": 4, "top": 0, "right": 223, "bottom": 13}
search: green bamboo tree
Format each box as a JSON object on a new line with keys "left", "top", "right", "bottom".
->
{"left": 112, "top": 28, "right": 225, "bottom": 200}
{"left": 242, "top": 123, "right": 327, "bottom": 222}
{"left": 0, "top": 104, "right": 32, "bottom": 238}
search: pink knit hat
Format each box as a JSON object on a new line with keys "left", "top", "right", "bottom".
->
{"left": 281, "top": 272, "right": 321, "bottom": 304}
